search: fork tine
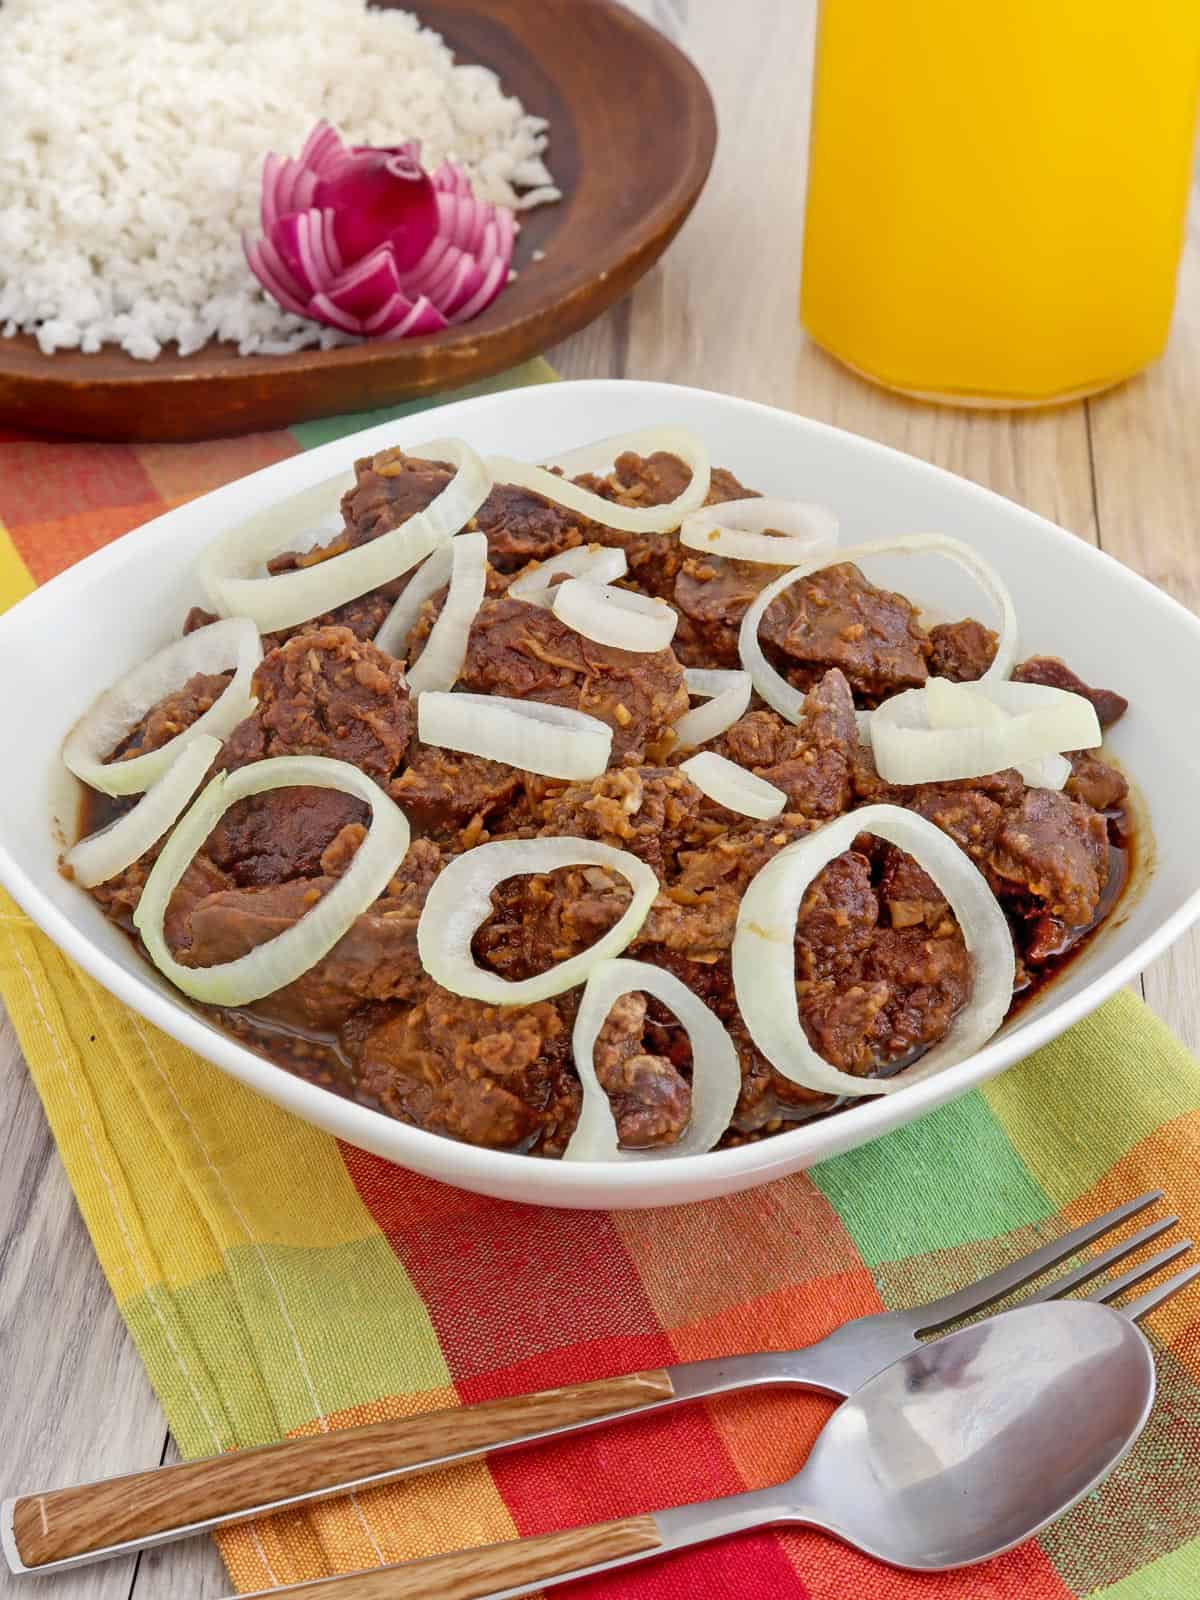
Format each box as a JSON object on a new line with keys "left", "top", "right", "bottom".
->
{"left": 1086, "top": 1241, "right": 1193, "bottom": 1307}
{"left": 1007, "top": 1216, "right": 1179, "bottom": 1309}
{"left": 910, "top": 1189, "right": 1163, "bottom": 1334}
{"left": 1116, "top": 1260, "right": 1200, "bottom": 1323}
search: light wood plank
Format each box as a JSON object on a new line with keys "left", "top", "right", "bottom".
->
{"left": 0, "top": 1011, "right": 168, "bottom": 1600}
{"left": 132, "top": 1436, "right": 235, "bottom": 1599}
{"left": 1088, "top": 166, "right": 1200, "bottom": 1052}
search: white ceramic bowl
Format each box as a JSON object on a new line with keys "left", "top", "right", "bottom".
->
{"left": 3, "top": 380, "right": 1200, "bottom": 1209}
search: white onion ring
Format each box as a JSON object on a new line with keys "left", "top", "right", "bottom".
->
{"left": 487, "top": 427, "right": 711, "bottom": 535}
{"left": 870, "top": 677, "right": 1102, "bottom": 786}
{"left": 417, "top": 692, "right": 612, "bottom": 780}
{"left": 133, "top": 756, "right": 412, "bottom": 1006}
{"left": 739, "top": 535, "right": 1018, "bottom": 724}
{"left": 673, "top": 668, "right": 753, "bottom": 749}
{"left": 405, "top": 531, "right": 488, "bottom": 695}
{"left": 507, "top": 544, "right": 629, "bottom": 606}
{"left": 565, "top": 958, "right": 741, "bottom": 1162}
{"left": 200, "top": 439, "right": 490, "bottom": 633}
{"left": 65, "top": 735, "right": 222, "bottom": 889}
{"left": 551, "top": 579, "right": 678, "bottom": 652}
{"left": 62, "top": 617, "right": 261, "bottom": 798}
{"left": 373, "top": 543, "right": 452, "bottom": 659}
{"left": 732, "top": 803, "right": 1015, "bottom": 1098}
{"left": 680, "top": 497, "right": 839, "bottom": 566}
{"left": 1019, "top": 753, "right": 1072, "bottom": 791}
{"left": 680, "top": 752, "right": 786, "bottom": 820}
{"left": 417, "top": 837, "right": 659, "bottom": 1005}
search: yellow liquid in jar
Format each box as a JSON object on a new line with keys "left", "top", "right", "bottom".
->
{"left": 801, "top": 0, "right": 1200, "bottom": 405}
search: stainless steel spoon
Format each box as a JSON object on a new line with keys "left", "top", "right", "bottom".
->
{"left": 239, "top": 1296, "right": 1163, "bottom": 1598}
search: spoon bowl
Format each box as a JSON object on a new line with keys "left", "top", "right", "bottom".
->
{"left": 785, "top": 1298, "right": 1156, "bottom": 1568}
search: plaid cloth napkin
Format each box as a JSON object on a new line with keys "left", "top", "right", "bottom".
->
{"left": 2, "top": 364, "right": 1199, "bottom": 1600}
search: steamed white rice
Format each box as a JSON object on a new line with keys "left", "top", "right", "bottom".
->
{"left": 0, "top": 0, "right": 559, "bottom": 360}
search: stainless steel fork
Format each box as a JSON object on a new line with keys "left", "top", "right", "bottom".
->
{"left": 1, "top": 1188, "right": 1184, "bottom": 1577}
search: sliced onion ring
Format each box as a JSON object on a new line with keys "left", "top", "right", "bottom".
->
{"left": 406, "top": 530, "right": 488, "bottom": 694}
{"left": 62, "top": 617, "right": 261, "bottom": 797}
{"left": 133, "top": 756, "right": 412, "bottom": 1006}
{"left": 680, "top": 497, "right": 839, "bottom": 566}
{"left": 200, "top": 439, "right": 490, "bottom": 633}
{"left": 507, "top": 544, "right": 628, "bottom": 606}
{"left": 870, "top": 677, "right": 1102, "bottom": 786}
{"left": 65, "top": 735, "right": 222, "bottom": 889}
{"left": 565, "top": 958, "right": 741, "bottom": 1162}
{"left": 680, "top": 752, "right": 786, "bottom": 820}
{"left": 551, "top": 579, "right": 678, "bottom": 652}
{"left": 732, "top": 802, "right": 1015, "bottom": 1099}
{"left": 1019, "top": 753, "right": 1072, "bottom": 791}
{"left": 739, "top": 535, "right": 1018, "bottom": 723}
{"left": 417, "top": 837, "right": 659, "bottom": 1005}
{"left": 487, "top": 427, "right": 711, "bottom": 535}
{"left": 374, "top": 542, "right": 452, "bottom": 659}
{"left": 674, "top": 668, "right": 752, "bottom": 749}
{"left": 417, "top": 692, "right": 612, "bottom": 780}
{"left": 931, "top": 678, "right": 1098, "bottom": 788}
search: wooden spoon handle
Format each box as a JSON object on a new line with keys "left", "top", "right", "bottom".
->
{"left": 7, "top": 1369, "right": 674, "bottom": 1570}
{"left": 246, "top": 1516, "right": 665, "bottom": 1600}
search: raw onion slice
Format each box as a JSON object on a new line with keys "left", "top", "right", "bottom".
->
{"left": 674, "top": 668, "right": 752, "bottom": 749}
{"left": 417, "top": 693, "right": 612, "bottom": 780}
{"left": 551, "top": 579, "right": 678, "bottom": 652}
{"left": 1019, "top": 753, "right": 1072, "bottom": 791}
{"left": 486, "top": 427, "right": 711, "bottom": 534}
{"left": 417, "top": 837, "right": 659, "bottom": 1005}
{"left": 507, "top": 544, "right": 629, "bottom": 606}
{"left": 870, "top": 677, "right": 1101, "bottom": 786}
{"left": 739, "top": 534, "right": 1018, "bottom": 723}
{"left": 373, "top": 541, "right": 453, "bottom": 659}
{"left": 199, "top": 439, "right": 490, "bottom": 633}
{"left": 680, "top": 497, "right": 839, "bottom": 566}
{"left": 732, "top": 803, "right": 1015, "bottom": 1098}
{"left": 405, "top": 531, "right": 488, "bottom": 694}
{"left": 62, "top": 617, "right": 261, "bottom": 798}
{"left": 565, "top": 958, "right": 741, "bottom": 1161}
{"left": 680, "top": 752, "right": 786, "bottom": 820}
{"left": 133, "top": 756, "right": 412, "bottom": 1006}
{"left": 65, "top": 736, "right": 222, "bottom": 889}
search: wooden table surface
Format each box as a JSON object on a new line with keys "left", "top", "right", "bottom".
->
{"left": 3, "top": 2, "right": 1198, "bottom": 1595}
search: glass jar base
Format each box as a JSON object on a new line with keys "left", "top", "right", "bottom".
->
{"left": 813, "top": 342, "right": 1148, "bottom": 411}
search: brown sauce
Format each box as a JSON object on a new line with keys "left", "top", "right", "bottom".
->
{"left": 77, "top": 786, "right": 1136, "bottom": 1152}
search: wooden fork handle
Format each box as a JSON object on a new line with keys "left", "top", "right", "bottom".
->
{"left": 7, "top": 1370, "right": 674, "bottom": 1570}
{"left": 246, "top": 1516, "right": 665, "bottom": 1600}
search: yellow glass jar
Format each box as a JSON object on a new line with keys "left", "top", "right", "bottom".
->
{"left": 800, "top": 0, "right": 1200, "bottom": 406}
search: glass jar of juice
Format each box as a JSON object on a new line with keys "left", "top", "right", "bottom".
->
{"left": 801, "top": 0, "right": 1200, "bottom": 406}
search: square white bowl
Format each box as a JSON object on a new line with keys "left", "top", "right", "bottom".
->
{"left": 3, "top": 379, "right": 1199, "bottom": 1210}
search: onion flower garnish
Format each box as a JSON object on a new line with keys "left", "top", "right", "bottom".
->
{"left": 244, "top": 120, "right": 517, "bottom": 339}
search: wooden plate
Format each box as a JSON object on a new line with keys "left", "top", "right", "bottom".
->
{"left": 0, "top": 0, "right": 715, "bottom": 442}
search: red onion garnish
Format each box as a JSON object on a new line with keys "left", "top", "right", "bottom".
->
{"left": 244, "top": 121, "right": 517, "bottom": 339}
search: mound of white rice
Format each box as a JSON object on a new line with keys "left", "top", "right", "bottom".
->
{"left": 0, "top": 0, "right": 558, "bottom": 359}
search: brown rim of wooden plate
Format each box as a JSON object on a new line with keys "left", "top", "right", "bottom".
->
{"left": 0, "top": 0, "right": 717, "bottom": 443}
